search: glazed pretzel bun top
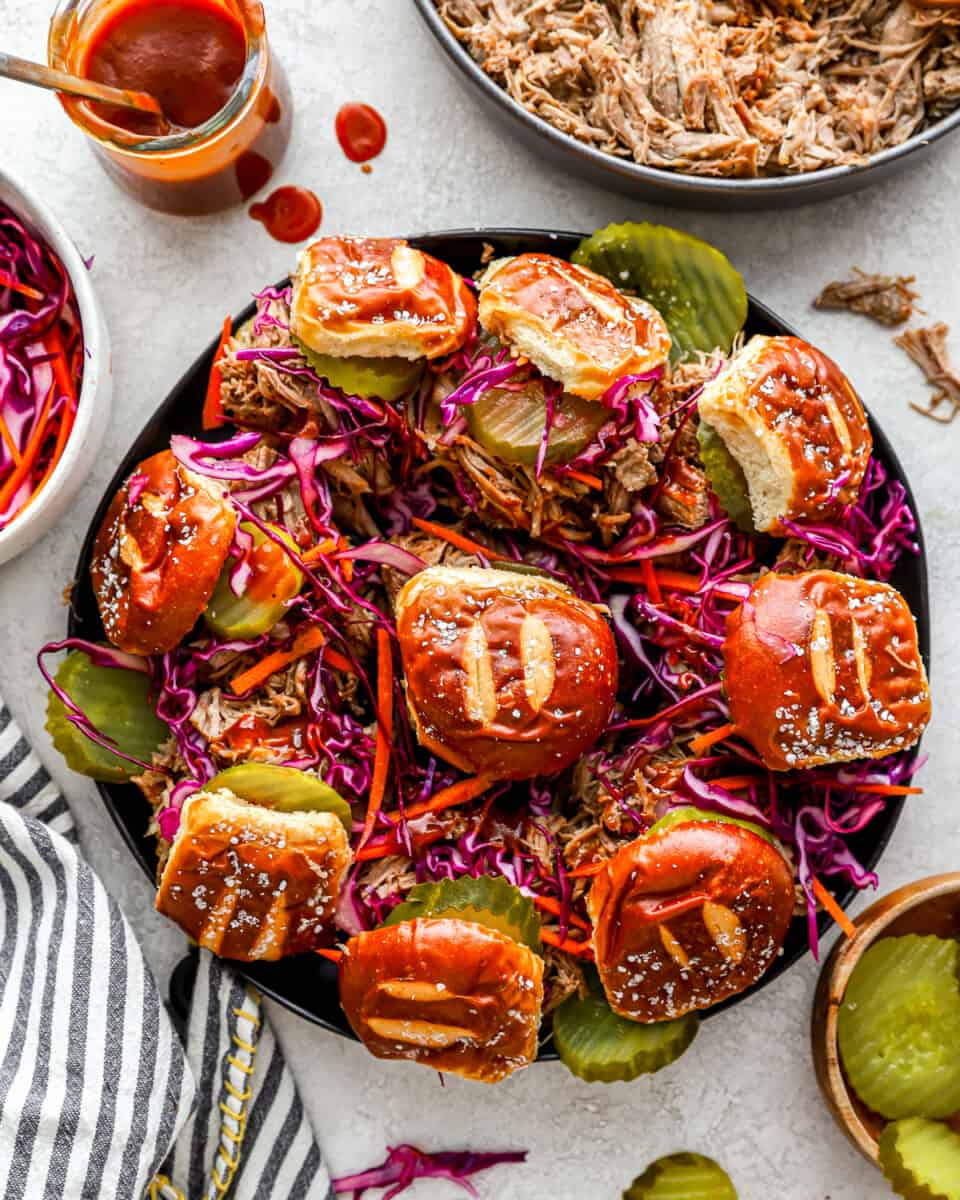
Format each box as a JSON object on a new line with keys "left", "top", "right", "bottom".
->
{"left": 477, "top": 253, "right": 672, "bottom": 401}
{"left": 395, "top": 565, "right": 618, "bottom": 780}
{"left": 723, "top": 569, "right": 930, "bottom": 771}
{"left": 91, "top": 450, "right": 235, "bottom": 656}
{"left": 290, "top": 236, "right": 476, "bottom": 361}
{"left": 338, "top": 917, "right": 544, "bottom": 1083}
{"left": 588, "top": 820, "right": 795, "bottom": 1022}
{"left": 155, "top": 788, "right": 350, "bottom": 962}
{"left": 697, "top": 335, "right": 872, "bottom": 532}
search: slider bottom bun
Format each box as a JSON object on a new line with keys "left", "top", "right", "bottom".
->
{"left": 339, "top": 917, "right": 544, "bottom": 1082}
{"left": 155, "top": 788, "right": 350, "bottom": 961}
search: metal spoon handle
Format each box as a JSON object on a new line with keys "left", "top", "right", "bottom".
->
{"left": 0, "top": 51, "right": 163, "bottom": 116}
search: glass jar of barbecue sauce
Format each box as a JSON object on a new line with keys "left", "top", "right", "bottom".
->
{"left": 48, "top": 0, "right": 291, "bottom": 214}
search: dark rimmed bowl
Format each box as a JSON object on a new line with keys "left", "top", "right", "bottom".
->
{"left": 67, "top": 229, "right": 930, "bottom": 1048}
{"left": 412, "top": 1, "right": 960, "bottom": 211}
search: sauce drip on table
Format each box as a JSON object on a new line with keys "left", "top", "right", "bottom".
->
{"left": 335, "top": 103, "right": 387, "bottom": 163}
{"left": 81, "top": 0, "right": 247, "bottom": 135}
{"left": 249, "top": 186, "right": 322, "bottom": 243}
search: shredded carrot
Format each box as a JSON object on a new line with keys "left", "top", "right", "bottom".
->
{"left": 411, "top": 517, "right": 509, "bottom": 562}
{"left": 202, "top": 316, "right": 232, "bottom": 430}
{"left": 389, "top": 773, "right": 495, "bottom": 824}
{"left": 565, "top": 468, "right": 604, "bottom": 490}
{"left": 353, "top": 827, "right": 447, "bottom": 863}
{"left": 567, "top": 861, "right": 606, "bottom": 879}
{"left": 322, "top": 647, "right": 356, "bottom": 675}
{"left": 688, "top": 721, "right": 738, "bottom": 757}
{"left": 0, "top": 381, "right": 56, "bottom": 511}
{"left": 640, "top": 559, "right": 662, "bottom": 604}
{"left": 359, "top": 628, "right": 394, "bottom": 849}
{"left": 314, "top": 947, "right": 343, "bottom": 963}
{"left": 230, "top": 625, "right": 326, "bottom": 694}
{"left": 0, "top": 408, "right": 21, "bottom": 467}
{"left": 706, "top": 775, "right": 759, "bottom": 791}
{"left": 532, "top": 895, "right": 591, "bottom": 932}
{"left": 540, "top": 929, "right": 594, "bottom": 959}
{"left": 812, "top": 878, "right": 858, "bottom": 940}
{"left": 606, "top": 567, "right": 743, "bottom": 603}
{"left": 850, "top": 784, "right": 923, "bottom": 797}
{"left": 0, "top": 270, "right": 43, "bottom": 302}
{"left": 47, "top": 327, "right": 77, "bottom": 402}
{"left": 302, "top": 535, "right": 353, "bottom": 581}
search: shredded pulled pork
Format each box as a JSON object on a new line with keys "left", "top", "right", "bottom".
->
{"left": 896, "top": 322, "right": 960, "bottom": 422}
{"left": 815, "top": 269, "right": 919, "bottom": 326}
{"left": 437, "top": 0, "right": 960, "bottom": 177}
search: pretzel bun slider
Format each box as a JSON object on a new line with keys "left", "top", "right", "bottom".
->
{"left": 339, "top": 917, "right": 544, "bottom": 1082}
{"left": 290, "top": 236, "right": 476, "bottom": 361}
{"left": 588, "top": 818, "right": 795, "bottom": 1022}
{"left": 723, "top": 569, "right": 930, "bottom": 770}
{"left": 155, "top": 787, "right": 350, "bottom": 961}
{"left": 697, "top": 335, "right": 872, "bottom": 532}
{"left": 91, "top": 449, "right": 236, "bottom": 655}
{"left": 477, "top": 253, "right": 671, "bottom": 401}
{"left": 395, "top": 565, "right": 618, "bottom": 780}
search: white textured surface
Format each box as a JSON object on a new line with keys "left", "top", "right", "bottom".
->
{"left": 1, "top": 2, "right": 959, "bottom": 1196}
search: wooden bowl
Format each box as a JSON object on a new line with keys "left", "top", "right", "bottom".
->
{"left": 811, "top": 873, "right": 960, "bottom": 1163}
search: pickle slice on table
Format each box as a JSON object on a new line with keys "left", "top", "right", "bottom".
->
{"left": 880, "top": 1118, "right": 960, "bottom": 1200}
{"left": 383, "top": 875, "right": 542, "bottom": 952}
{"left": 204, "top": 521, "right": 303, "bottom": 639}
{"left": 553, "top": 970, "right": 698, "bottom": 1083}
{"left": 623, "top": 1153, "right": 737, "bottom": 1200}
{"left": 208, "top": 763, "right": 352, "bottom": 831}
{"left": 466, "top": 380, "right": 608, "bottom": 466}
{"left": 45, "top": 649, "right": 168, "bottom": 783}
{"left": 838, "top": 936, "right": 960, "bottom": 1120}
{"left": 572, "top": 222, "right": 747, "bottom": 363}
{"left": 696, "top": 421, "right": 755, "bottom": 532}
{"left": 292, "top": 334, "right": 423, "bottom": 401}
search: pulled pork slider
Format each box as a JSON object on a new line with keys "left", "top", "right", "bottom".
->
{"left": 155, "top": 788, "right": 350, "bottom": 961}
{"left": 91, "top": 450, "right": 235, "bottom": 655}
{"left": 723, "top": 569, "right": 930, "bottom": 771}
{"left": 339, "top": 917, "right": 544, "bottom": 1082}
{"left": 588, "top": 819, "right": 795, "bottom": 1022}
{"left": 697, "top": 335, "right": 872, "bottom": 532}
{"left": 395, "top": 565, "right": 618, "bottom": 780}
{"left": 477, "top": 253, "right": 671, "bottom": 401}
{"left": 290, "top": 236, "right": 476, "bottom": 360}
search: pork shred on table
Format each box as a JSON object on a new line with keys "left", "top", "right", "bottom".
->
{"left": 436, "top": 0, "right": 960, "bottom": 177}
{"left": 815, "top": 269, "right": 919, "bottom": 326}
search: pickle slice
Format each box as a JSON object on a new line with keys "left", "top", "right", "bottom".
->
{"left": 204, "top": 521, "right": 303, "bottom": 639}
{"left": 880, "top": 1119, "right": 960, "bottom": 1200}
{"left": 838, "top": 936, "right": 960, "bottom": 1120}
{"left": 45, "top": 649, "right": 168, "bottom": 783}
{"left": 697, "top": 421, "right": 755, "bottom": 533}
{"left": 623, "top": 1153, "right": 737, "bottom": 1200}
{"left": 465, "top": 379, "right": 608, "bottom": 466}
{"left": 572, "top": 222, "right": 747, "bottom": 363}
{"left": 383, "top": 875, "right": 542, "bottom": 952}
{"left": 553, "top": 971, "right": 698, "bottom": 1083}
{"left": 291, "top": 334, "right": 423, "bottom": 401}
{"left": 647, "top": 806, "right": 778, "bottom": 850}
{"left": 208, "top": 763, "right": 352, "bottom": 831}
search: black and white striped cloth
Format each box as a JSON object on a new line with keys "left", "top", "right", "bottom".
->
{"left": 0, "top": 699, "right": 334, "bottom": 1200}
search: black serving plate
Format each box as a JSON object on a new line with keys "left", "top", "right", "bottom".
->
{"left": 412, "top": 0, "right": 960, "bottom": 211}
{"left": 68, "top": 230, "right": 930, "bottom": 1049}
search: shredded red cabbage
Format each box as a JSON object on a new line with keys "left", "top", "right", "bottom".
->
{"left": 332, "top": 1144, "right": 526, "bottom": 1199}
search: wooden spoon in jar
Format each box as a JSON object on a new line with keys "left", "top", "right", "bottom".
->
{"left": 0, "top": 51, "right": 167, "bottom": 125}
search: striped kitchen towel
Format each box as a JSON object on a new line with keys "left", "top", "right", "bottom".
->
{"left": 0, "top": 699, "right": 333, "bottom": 1200}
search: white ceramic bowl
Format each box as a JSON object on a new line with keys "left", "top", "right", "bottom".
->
{"left": 0, "top": 169, "right": 111, "bottom": 565}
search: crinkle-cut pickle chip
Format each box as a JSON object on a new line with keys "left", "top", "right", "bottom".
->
{"left": 553, "top": 970, "right": 698, "bottom": 1084}
{"left": 838, "top": 935, "right": 960, "bottom": 1120}
{"left": 465, "top": 380, "right": 609, "bottom": 466}
{"left": 204, "top": 521, "right": 303, "bottom": 639}
{"left": 880, "top": 1118, "right": 960, "bottom": 1200}
{"left": 572, "top": 222, "right": 748, "bottom": 364}
{"left": 291, "top": 334, "right": 423, "bottom": 401}
{"left": 45, "top": 649, "right": 168, "bottom": 783}
{"left": 383, "top": 875, "right": 542, "bottom": 953}
{"left": 647, "top": 806, "right": 787, "bottom": 858}
{"left": 623, "top": 1152, "right": 737, "bottom": 1200}
{"left": 207, "top": 763, "right": 352, "bottom": 832}
{"left": 696, "top": 421, "right": 756, "bottom": 533}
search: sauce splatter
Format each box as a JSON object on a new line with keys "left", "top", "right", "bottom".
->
{"left": 335, "top": 103, "right": 387, "bottom": 163}
{"left": 249, "top": 186, "right": 322, "bottom": 243}
{"left": 235, "top": 151, "right": 273, "bottom": 200}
